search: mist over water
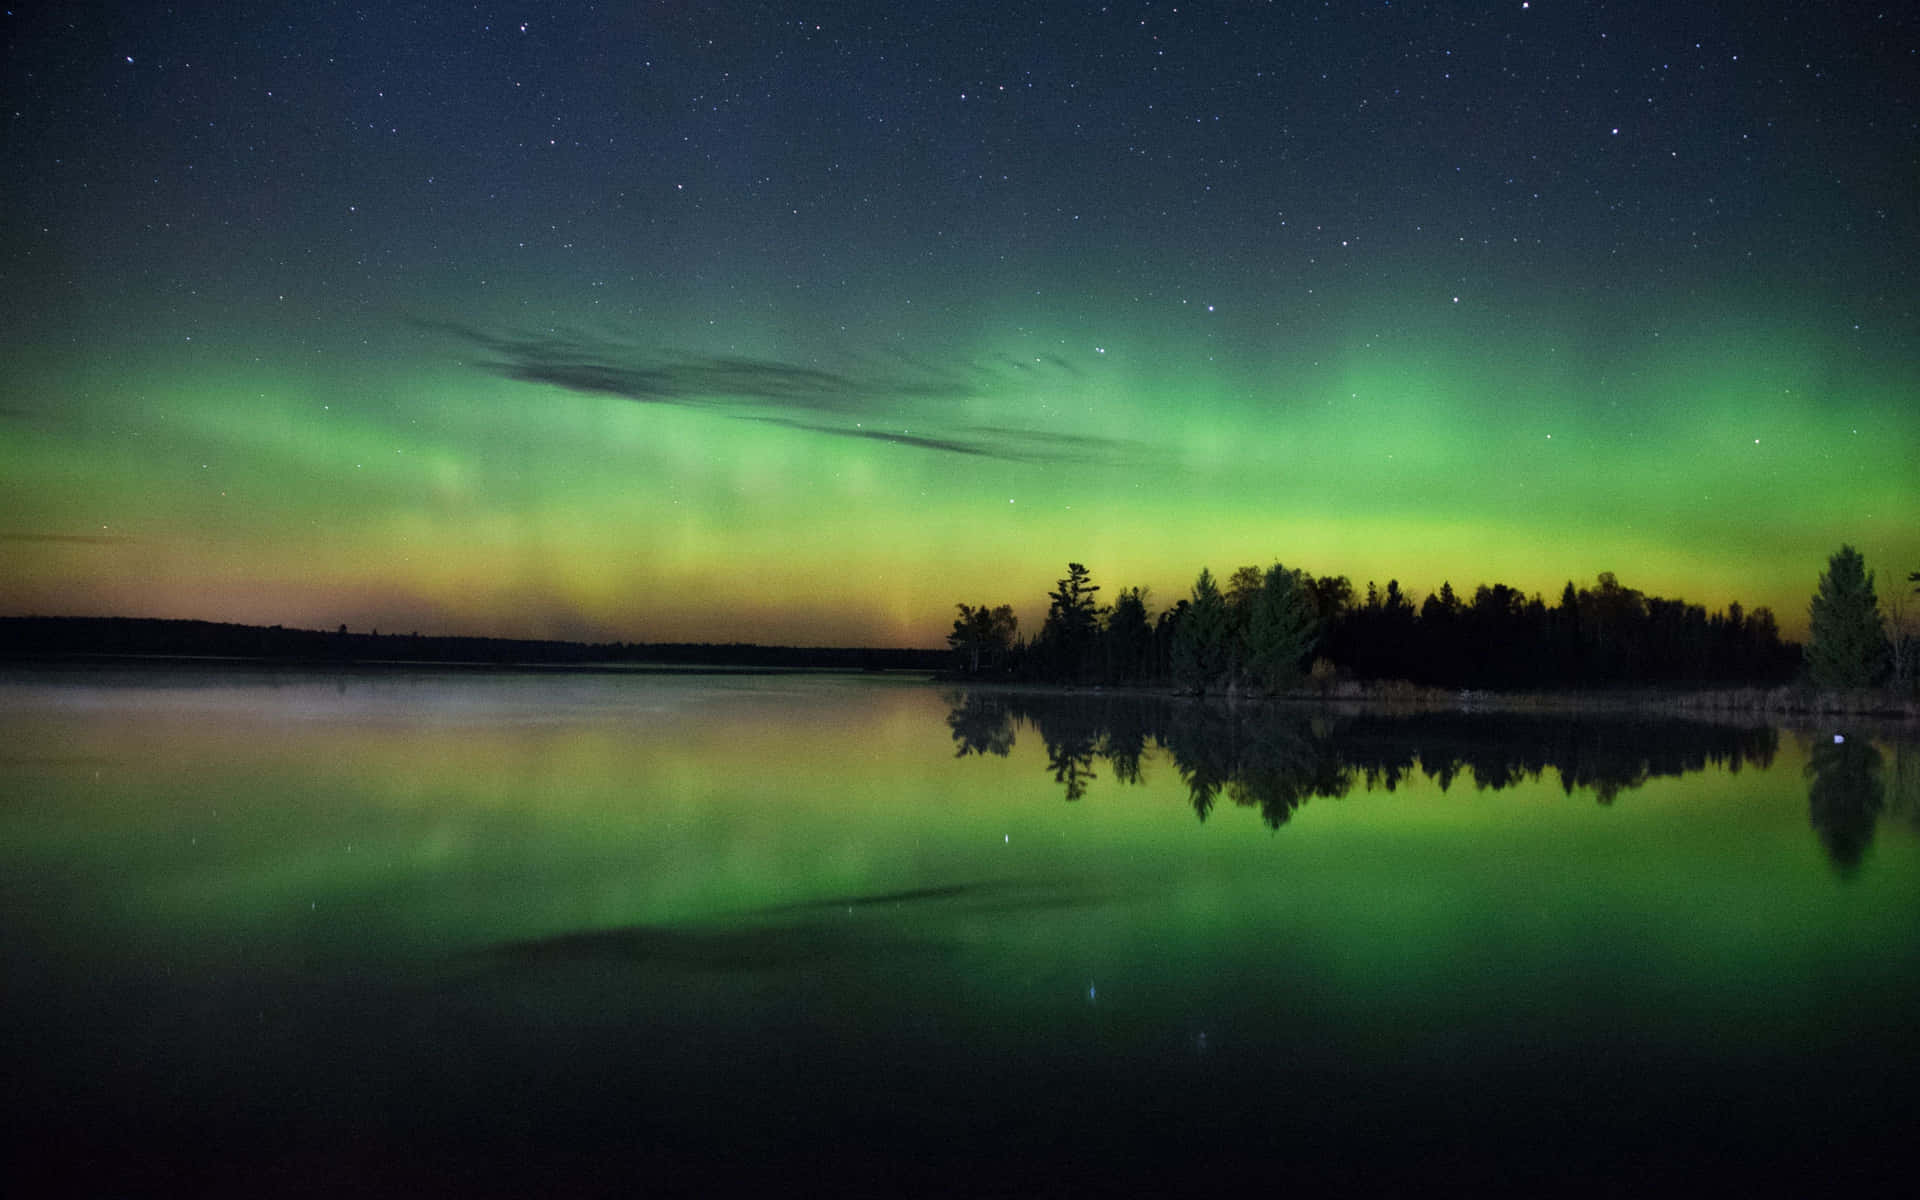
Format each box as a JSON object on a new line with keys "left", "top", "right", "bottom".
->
{"left": 4, "top": 668, "right": 1917, "bottom": 1194}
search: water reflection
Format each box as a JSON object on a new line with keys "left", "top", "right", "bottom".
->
{"left": 1893, "top": 741, "right": 1920, "bottom": 830}
{"left": 1807, "top": 734, "right": 1884, "bottom": 875}
{"left": 467, "top": 879, "right": 1112, "bottom": 977}
{"left": 948, "top": 690, "right": 1781, "bottom": 827}
{"left": 5, "top": 671, "right": 1920, "bottom": 1193}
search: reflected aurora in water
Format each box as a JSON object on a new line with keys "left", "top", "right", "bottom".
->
{"left": 3, "top": 669, "right": 1918, "bottom": 1193}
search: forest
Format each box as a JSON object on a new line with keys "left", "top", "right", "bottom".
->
{"left": 950, "top": 561, "right": 1806, "bottom": 692}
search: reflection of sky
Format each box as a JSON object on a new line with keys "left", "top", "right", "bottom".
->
{"left": 6, "top": 670, "right": 1920, "bottom": 1200}
{"left": 6, "top": 674, "right": 1915, "bottom": 996}
{"left": 8, "top": 673, "right": 1920, "bottom": 1192}
{"left": 3, "top": 4, "right": 1916, "bottom": 644}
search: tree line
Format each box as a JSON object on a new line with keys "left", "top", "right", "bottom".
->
{"left": 953, "top": 559, "right": 1819, "bottom": 692}
{"left": 0, "top": 616, "right": 950, "bottom": 671}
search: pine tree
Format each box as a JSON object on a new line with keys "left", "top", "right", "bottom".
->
{"left": 1172, "top": 568, "right": 1231, "bottom": 693}
{"left": 1806, "top": 545, "right": 1887, "bottom": 688}
{"left": 1244, "top": 564, "right": 1318, "bottom": 693}
{"left": 1103, "top": 586, "right": 1153, "bottom": 682}
{"left": 1040, "top": 563, "right": 1100, "bottom": 680}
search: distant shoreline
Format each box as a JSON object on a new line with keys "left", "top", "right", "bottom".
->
{"left": 0, "top": 615, "right": 947, "bottom": 672}
{"left": 0, "top": 654, "right": 936, "bottom": 678}
{"left": 5, "top": 615, "right": 1913, "bottom": 724}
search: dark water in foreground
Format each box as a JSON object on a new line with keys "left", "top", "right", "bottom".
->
{"left": 3, "top": 669, "right": 1918, "bottom": 1195}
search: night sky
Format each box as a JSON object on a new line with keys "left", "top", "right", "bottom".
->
{"left": 4, "top": 2, "right": 1915, "bottom": 646}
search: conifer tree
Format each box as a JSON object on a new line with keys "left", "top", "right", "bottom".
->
{"left": 1244, "top": 563, "right": 1318, "bottom": 692}
{"left": 1806, "top": 545, "right": 1887, "bottom": 688}
{"left": 1103, "top": 587, "right": 1153, "bottom": 682}
{"left": 1040, "top": 563, "right": 1100, "bottom": 679}
{"left": 1172, "top": 568, "right": 1231, "bottom": 693}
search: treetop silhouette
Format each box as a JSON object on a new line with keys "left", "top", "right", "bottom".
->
{"left": 953, "top": 558, "right": 1798, "bottom": 691}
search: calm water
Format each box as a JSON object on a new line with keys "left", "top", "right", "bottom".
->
{"left": 3, "top": 668, "right": 1917, "bottom": 1195}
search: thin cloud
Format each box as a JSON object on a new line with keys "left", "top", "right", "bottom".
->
{"left": 417, "top": 318, "right": 1138, "bottom": 464}
{"left": 416, "top": 318, "right": 946, "bottom": 414}
{"left": 963, "top": 425, "right": 1139, "bottom": 462}
{"left": 755, "top": 418, "right": 1140, "bottom": 464}
{"left": 755, "top": 417, "right": 1000, "bottom": 458}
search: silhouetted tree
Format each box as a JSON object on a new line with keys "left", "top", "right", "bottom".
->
{"left": 1746, "top": 606, "right": 1784, "bottom": 668}
{"left": 948, "top": 603, "right": 1018, "bottom": 674}
{"left": 1418, "top": 582, "right": 1462, "bottom": 683}
{"left": 1548, "top": 581, "right": 1582, "bottom": 681}
{"left": 1102, "top": 586, "right": 1155, "bottom": 683}
{"left": 1225, "top": 565, "right": 1265, "bottom": 620}
{"left": 1039, "top": 562, "right": 1101, "bottom": 681}
{"left": 1579, "top": 572, "right": 1648, "bottom": 681}
{"left": 1368, "top": 579, "right": 1418, "bottom": 680}
{"left": 1463, "top": 583, "right": 1533, "bottom": 685}
{"left": 1244, "top": 563, "right": 1318, "bottom": 692}
{"left": 971, "top": 556, "right": 1798, "bottom": 690}
{"left": 1307, "top": 574, "right": 1355, "bottom": 623}
{"left": 1307, "top": 573, "right": 1357, "bottom": 665}
{"left": 1806, "top": 545, "right": 1888, "bottom": 688}
{"left": 1223, "top": 565, "right": 1265, "bottom": 678}
{"left": 1171, "top": 568, "right": 1232, "bottom": 693}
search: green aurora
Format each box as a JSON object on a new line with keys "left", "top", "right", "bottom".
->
{"left": 4, "top": 283, "right": 1911, "bottom": 646}
{"left": 3, "top": 4, "right": 1914, "bottom": 646}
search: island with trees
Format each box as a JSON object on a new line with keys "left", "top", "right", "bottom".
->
{"left": 949, "top": 547, "right": 1920, "bottom": 714}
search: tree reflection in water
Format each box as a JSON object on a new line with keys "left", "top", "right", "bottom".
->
{"left": 1806, "top": 734, "right": 1884, "bottom": 875}
{"left": 946, "top": 692, "right": 1016, "bottom": 759}
{"left": 946, "top": 690, "right": 1781, "bottom": 831}
{"left": 1891, "top": 740, "right": 1920, "bottom": 832}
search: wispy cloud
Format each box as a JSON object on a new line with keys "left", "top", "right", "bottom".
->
{"left": 963, "top": 425, "right": 1139, "bottom": 463}
{"left": 417, "top": 319, "right": 1140, "bottom": 465}
{"left": 754, "top": 417, "right": 1001, "bottom": 458}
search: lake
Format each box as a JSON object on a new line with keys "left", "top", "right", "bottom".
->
{"left": 3, "top": 667, "right": 1917, "bottom": 1195}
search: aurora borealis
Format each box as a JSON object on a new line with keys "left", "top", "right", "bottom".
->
{"left": 4, "top": 2, "right": 1914, "bottom": 647}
